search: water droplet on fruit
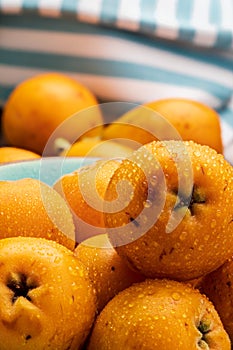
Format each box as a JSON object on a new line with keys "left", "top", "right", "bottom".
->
{"left": 138, "top": 293, "right": 144, "bottom": 299}
{"left": 143, "top": 199, "right": 152, "bottom": 208}
{"left": 172, "top": 292, "right": 181, "bottom": 301}
{"left": 194, "top": 151, "right": 201, "bottom": 157}
{"left": 152, "top": 241, "right": 159, "bottom": 248}
{"left": 210, "top": 220, "right": 217, "bottom": 228}
{"left": 179, "top": 232, "right": 188, "bottom": 241}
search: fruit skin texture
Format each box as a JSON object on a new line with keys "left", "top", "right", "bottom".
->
{"left": 0, "top": 178, "right": 75, "bottom": 250}
{"left": 0, "top": 147, "right": 40, "bottom": 164}
{"left": 59, "top": 137, "right": 133, "bottom": 158}
{"left": 0, "top": 236, "right": 97, "bottom": 350}
{"left": 87, "top": 279, "right": 230, "bottom": 350}
{"left": 102, "top": 102, "right": 179, "bottom": 148}
{"left": 144, "top": 98, "right": 223, "bottom": 153}
{"left": 104, "top": 140, "right": 233, "bottom": 281}
{"left": 200, "top": 258, "right": 233, "bottom": 343}
{"left": 75, "top": 234, "right": 145, "bottom": 312}
{"left": 2, "top": 72, "right": 102, "bottom": 154}
{"left": 54, "top": 159, "right": 120, "bottom": 242}
{"left": 102, "top": 98, "right": 223, "bottom": 154}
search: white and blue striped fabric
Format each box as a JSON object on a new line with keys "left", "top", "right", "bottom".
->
{"left": 0, "top": 0, "right": 232, "bottom": 161}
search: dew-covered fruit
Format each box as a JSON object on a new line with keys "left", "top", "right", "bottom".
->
{"left": 0, "top": 178, "right": 75, "bottom": 250}
{"left": 87, "top": 279, "right": 230, "bottom": 350}
{"left": 200, "top": 258, "right": 233, "bottom": 343}
{"left": 104, "top": 140, "right": 233, "bottom": 280}
{"left": 75, "top": 234, "right": 145, "bottom": 312}
{"left": 0, "top": 236, "right": 96, "bottom": 349}
{"left": 54, "top": 159, "right": 120, "bottom": 242}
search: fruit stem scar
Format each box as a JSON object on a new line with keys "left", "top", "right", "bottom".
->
{"left": 197, "top": 320, "right": 211, "bottom": 348}
{"left": 174, "top": 185, "right": 206, "bottom": 215}
{"left": 7, "top": 272, "right": 38, "bottom": 304}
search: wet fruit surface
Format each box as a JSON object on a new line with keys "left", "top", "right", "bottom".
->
{"left": 75, "top": 234, "right": 145, "bottom": 312}
{"left": 200, "top": 258, "right": 233, "bottom": 344}
{"left": 0, "top": 178, "right": 75, "bottom": 250}
{"left": 87, "top": 279, "right": 230, "bottom": 349}
{"left": 104, "top": 140, "right": 233, "bottom": 280}
{"left": 54, "top": 159, "right": 120, "bottom": 242}
{"left": 0, "top": 80, "right": 232, "bottom": 348}
{"left": 0, "top": 236, "right": 97, "bottom": 349}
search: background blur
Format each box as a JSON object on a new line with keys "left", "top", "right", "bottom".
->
{"left": 0, "top": 0, "right": 232, "bottom": 161}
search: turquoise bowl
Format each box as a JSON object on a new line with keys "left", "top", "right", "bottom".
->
{"left": 0, "top": 157, "right": 98, "bottom": 186}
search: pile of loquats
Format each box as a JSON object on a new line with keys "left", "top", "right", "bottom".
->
{"left": 0, "top": 72, "right": 232, "bottom": 350}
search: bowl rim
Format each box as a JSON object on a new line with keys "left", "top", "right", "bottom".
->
{"left": 0, "top": 156, "right": 99, "bottom": 186}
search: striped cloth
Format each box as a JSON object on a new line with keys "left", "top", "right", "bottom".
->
{"left": 0, "top": 0, "right": 233, "bottom": 162}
